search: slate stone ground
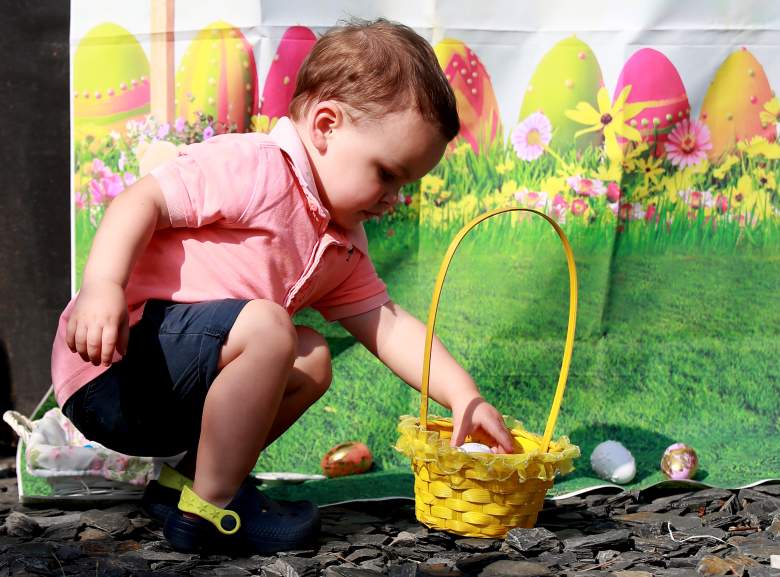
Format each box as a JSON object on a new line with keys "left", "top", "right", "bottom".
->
{"left": 1, "top": 457, "right": 779, "bottom": 577}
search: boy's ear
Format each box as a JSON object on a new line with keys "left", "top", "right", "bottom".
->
{"left": 310, "top": 101, "right": 343, "bottom": 153}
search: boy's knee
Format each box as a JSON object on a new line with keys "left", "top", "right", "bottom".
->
{"left": 223, "top": 300, "right": 297, "bottom": 367}
{"left": 296, "top": 326, "right": 332, "bottom": 396}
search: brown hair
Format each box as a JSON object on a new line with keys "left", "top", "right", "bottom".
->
{"left": 289, "top": 18, "right": 460, "bottom": 142}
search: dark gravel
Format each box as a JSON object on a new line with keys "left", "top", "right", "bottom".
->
{"left": 1, "top": 462, "right": 779, "bottom": 576}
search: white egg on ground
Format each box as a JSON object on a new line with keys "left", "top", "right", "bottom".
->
{"left": 458, "top": 442, "right": 492, "bottom": 453}
{"left": 590, "top": 440, "right": 636, "bottom": 484}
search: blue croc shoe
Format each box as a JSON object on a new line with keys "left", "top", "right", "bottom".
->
{"left": 142, "top": 464, "right": 318, "bottom": 529}
{"left": 163, "top": 480, "right": 320, "bottom": 555}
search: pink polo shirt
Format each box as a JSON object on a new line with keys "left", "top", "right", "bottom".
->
{"left": 51, "top": 117, "right": 390, "bottom": 407}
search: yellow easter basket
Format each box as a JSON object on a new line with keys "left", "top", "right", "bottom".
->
{"left": 396, "top": 207, "right": 580, "bottom": 538}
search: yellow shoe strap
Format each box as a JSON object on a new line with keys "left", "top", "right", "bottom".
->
{"left": 158, "top": 463, "right": 193, "bottom": 491}
{"left": 178, "top": 485, "right": 241, "bottom": 535}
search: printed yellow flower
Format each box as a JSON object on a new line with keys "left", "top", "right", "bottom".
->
{"left": 565, "top": 86, "right": 648, "bottom": 161}
{"left": 593, "top": 160, "right": 623, "bottom": 182}
{"left": 251, "top": 114, "right": 278, "bottom": 133}
{"left": 420, "top": 174, "right": 445, "bottom": 196}
{"left": 454, "top": 142, "right": 471, "bottom": 156}
{"left": 737, "top": 136, "right": 780, "bottom": 160}
{"left": 660, "top": 170, "right": 695, "bottom": 204}
{"left": 541, "top": 175, "right": 568, "bottom": 196}
{"left": 755, "top": 168, "right": 777, "bottom": 191}
{"left": 731, "top": 174, "right": 768, "bottom": 218}
{"left": 621, "top": 142, "right": 649, "bottom": 171}
{"left": 760, "top": 97, "right": 780, "bottom": 128}
{"left": 496, "top": 160, "right": 515, "bottom": 175}
{"left": 635, "top": 156, "right": 664, "bottom": 187}
{"left": 713, "top": 155, "right": 739, "bottom": 180}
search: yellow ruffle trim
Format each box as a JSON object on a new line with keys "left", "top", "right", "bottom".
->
{"left": 395, "top": 415, "right": 580, "bottom": 483}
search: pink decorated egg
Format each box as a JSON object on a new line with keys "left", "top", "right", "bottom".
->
{"left": 72, "top": 23, "right": 150, "bottom": 133}
{"left": 176, "top": 21, "right": 258, "bottom": 132}
{"left": 321, "top": 441, "right": 373, "bottom": 478}
{"left": 660, "top": 443, "right": 698, "bottom": 480}
{"left": 700, "top": 48, "right": 776, "bottom": 159}
{"left": 613, "top": 48, "right": 690, "bottom": 155}
{"left": 435, "top": 39, "right": 501, "bottom": 154}
{"left": 260, "top": 26, "right": 316, "bottom": 120}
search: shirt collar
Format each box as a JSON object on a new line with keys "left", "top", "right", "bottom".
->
{"left": 269, "top": 116, "right": 369, "bottom": 254}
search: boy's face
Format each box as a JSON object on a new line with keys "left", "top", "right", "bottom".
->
{"left": 308, "top": 105, "right": 448, "bottom": 230}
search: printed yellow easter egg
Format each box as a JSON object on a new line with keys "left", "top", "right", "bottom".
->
{"left": 321, "top": 441, "right": 373, "bottom": 478}
{"left": 72, "top": 23, "right": 150, "bottom": 134}
{"left": 435, "top": 39, "right": 501, "bottom": 154}
{"left": 260, "top": 26, "right": 316, "bottom": 120}
{"left": 613, "top": 48, "right": 690, "bottom": 155}
{"left": 176, "top": 21, "right": 258, "bottom": 133}
{"left": 519, "top": 36, "right": 604, "bottom": 152}
{"left": 700, "top": 48, "right": 775, "bottom": 159}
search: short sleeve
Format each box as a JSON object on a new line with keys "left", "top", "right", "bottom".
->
{"left": 311, "top": 251, "right": 390, "bottom": 321}
{"left": 150, "top": 134, "right": 287, "bottom": 228}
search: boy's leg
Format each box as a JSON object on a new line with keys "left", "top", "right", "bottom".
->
{"left": 191, "top": 299, "right": 298, "bottom": 508}
{"left": 173, "top": 324, "right": 331, "bottom": 478}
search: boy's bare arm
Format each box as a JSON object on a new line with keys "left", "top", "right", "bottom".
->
{"left": 339, "top": 301, "right": 515, "bottom": 452}
{"left": 65, "top": 175, "right": 170, "bottom": 366}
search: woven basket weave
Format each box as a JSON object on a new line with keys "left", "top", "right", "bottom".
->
{"left": 396, "top": 207, "right": 580, "bottom": 538}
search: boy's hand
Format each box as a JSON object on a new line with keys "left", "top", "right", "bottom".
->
{"left": 450, "top": 396, "right": 516, "bottom": 454}
{"left": 65, "top": 279, "right": 129, "bottom": 366}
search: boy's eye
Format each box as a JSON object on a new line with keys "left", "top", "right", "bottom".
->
{"left": 379, "top": 167, "right": 395, "bottom": 182}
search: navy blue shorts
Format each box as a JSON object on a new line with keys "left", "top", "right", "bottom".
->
{"left": 62, "top": 298, "right": 249, "bottom": 457}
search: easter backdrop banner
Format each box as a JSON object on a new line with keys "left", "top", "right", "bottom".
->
{"left": 29, "top": 0, "right": 778, "bottom": 504}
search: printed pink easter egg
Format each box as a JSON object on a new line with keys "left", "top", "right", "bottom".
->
{"left": 260, "top": 26, "right": 316, "bottom": 120}
{"left": 435, "top": 39, "right": 501, "bottom": 154}
{"left": 321, "top": 441, "right": 373, "bottom": 478}
{"left": 613, "top": 48, "right": 690, "bottom": 155}
{"left": 72, "top": 23, "right": 150, "bottom": 134}
{"left": 176, "top": 21, "right": 258, "bottom": 133}
{"left": 700, "top": 48, "right": 776, "bottom": 159}
{"left": 519, "top": 36, "right": 604, "bottom": 152}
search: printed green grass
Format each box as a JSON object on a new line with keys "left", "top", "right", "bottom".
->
{"left": 260, "top": 218, "right": 780, "bottom": 503}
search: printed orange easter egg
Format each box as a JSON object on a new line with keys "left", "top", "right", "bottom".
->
{"left": 519, "top": 36, "right": 603, "bottom": 152}
{"left": 260, "top": 26, "right": 316, "bottom": 120}
{"left": 72, "top": 23, "right": 150, "bottom": 134}
{"left": 176, "top": 21, "right": 258, "bottom": 133}
{"left": 435, "top": 39, "right": 501, "bottom": 154}
{"left": 320, "top": 441, "right": 373, "bottom": 478}
{"left": 700, "top": 48, "right": 776, "bottom": 159}
{"left": 613, "top": 48, "right": 690, "bottom": 155}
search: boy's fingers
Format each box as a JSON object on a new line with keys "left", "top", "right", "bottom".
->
{"left": 100, "top": 324, "right": 118, "bottom": 366}
{"left": 65, "top": 318, "right": 78, "bottom": 352}
{"left": 74, "top": 323, "right": 89, "bottom": 360}
{"left": 86, "top": 324, "right": 103, "bottom": 365}
{"left": 485, "top": 419, "right": 515, "bottom": 453}
{"left": 450, "top": 420, "right": 466, "bottom": 447}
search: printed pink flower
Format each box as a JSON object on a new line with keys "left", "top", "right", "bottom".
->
{"left": 175, "top": 117, "right": 186, "bottom": 133}
{"left": 606, "top": 182, "right": 621, "bottom": 203}
{"left": 571, "top": 198, "right": 588, "bottom": 216}
{"left": 75, "top": 191, "right": 86, "bottom": 210}
{"left": 203, "top": 126, "right": 215, "bottom": 140}
{"left": 665, "top": 119, "right": 712, "bottom": 168}
{"left": 513, "top": 188, "right": 548, "bottom": 209}
{"left": 511, "top": 112, "right": 552, "bottom": 161}
{"left": 123, "top": 173, "right": 137, "bottom": 186}
{"left": 715, "top": 195, "right": 729, "bottom": 214}
{"left": 551, "top": 194, "right": 568, "bottom": 222}
{"left": 567, "top": 175, "right": 606, "bottom": 197}
{"left": 645, "top": 204, "right": 657, "bottom": 222}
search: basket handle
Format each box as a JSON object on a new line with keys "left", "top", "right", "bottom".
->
{"left": 419, "top": 207, "right": 578, "bottom": 453}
